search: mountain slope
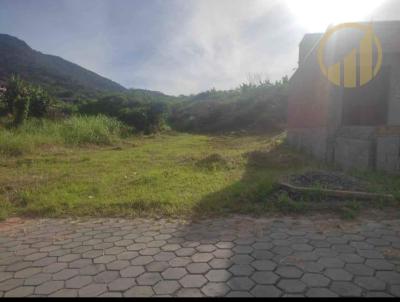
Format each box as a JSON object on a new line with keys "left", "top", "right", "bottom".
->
{"left": 0, "top": 34, "right": 126, "bottom": 99}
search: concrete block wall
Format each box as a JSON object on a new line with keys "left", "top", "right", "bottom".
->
{"left": 287, "top": 128, "right": 328, "bottom": 161}
{"left": 332, "top": 127, "right": 376, "bottom": 171}
{"left": 376, "top": 136, "right": 400, "bottom": 173}
{"left": 333, "top": 137, "right": 375, "bottom": 171}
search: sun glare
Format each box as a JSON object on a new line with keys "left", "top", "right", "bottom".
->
{"left": 285, "top": 0, "right": 386, "bottom": 32}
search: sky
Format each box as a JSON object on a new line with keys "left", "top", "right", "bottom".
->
{"left": 0, "top": 0, "right": 399, "bottom": 95}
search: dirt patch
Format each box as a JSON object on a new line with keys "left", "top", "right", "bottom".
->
{"left": 287, "top": 170, "right": 368, "bottom": 192}
{"left": 196, "top": 153, "right": 229, "bottom": 170}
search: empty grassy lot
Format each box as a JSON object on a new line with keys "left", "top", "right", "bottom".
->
{"left": 0, "top": 132, "right": 399, "bottom": 220}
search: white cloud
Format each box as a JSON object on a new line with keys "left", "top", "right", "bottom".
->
{"left": 128, "top": 0, "right": 302, "bottom": 95}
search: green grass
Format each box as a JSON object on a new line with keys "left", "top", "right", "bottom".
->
{"left": 0, "top": 130, "right": 398, "bottom": 220}
{"left": 0, "top": 131, "right": 311, "bottom": 219}
{"left": 0, "top": 115, "right": 127, "bottom": 156}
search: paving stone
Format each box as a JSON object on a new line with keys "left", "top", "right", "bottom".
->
{"left": 65, "top": 275, "right": 93, "bottom": 289}
{"left": 147, "top": 240, "right": 167, "bottom": 248}
{"left": 117, "top": 251, "right": 139, "bottom": 260}
{"left": 292, "top": 243, "right": 313, "bottom": 252}
{"left": 216, "top": 242, "right": 235, "bottom": 249}
{"left": 344, "top": 264, "right": 374, "bottom": 276}
{"left": 213, "top": 249, "right": 234, "bottom": 259}
{"left": 94, "top": 255, "right": 116, "bottom": 264}
{"left": 338, "top": 253, "right": 364, "bottom": 263}
{"left": 277, "top": 279, "right": 306, "bottom": 293}
{"left": 306, "top": 288, "right": 338, "bottom": 297}
{"left": 229, "top": 264, "right": 254, "bottom": 276}
{"left": 301, "top": 273, "right": 331, "bottom": 287}
{"left": 192, "top": 253, "right": 213, "bottom": 263}
{"left": 176, "top": 288, "right": 204, "bottom": 297}
{"left": 145, "top": 261, "right": 169, "bottom": 272}
{"left": 154, "top": 280, "right": 181, "bottom": 295}
{"left": 0, "top": 272, "right": 13, "bottom": 283}
{"left": 176, "top": 248, "right": 196, "bottom": 257}
{"left": 357, "top": 249, "right": 384, "bottom": 259}
{"left": 137, "top": 273, "right": 162, "bottom": 286}
{"left": 390, "top": 285, "right": 400, "bottom": 297}
{"left": 364, "top": 291, "right": 393, "bottom": 297}
{"left": 127, "top": 243, "right": 146, "bottom": 251}
{"left": 0, "top": 278, "right": 24, "bottom": 292}
{"left": 276, "top": 266, "right": 303, "bottom": 278}
{"left": 79, "top": 264, "right": 105, "bottom": 276}
{"left": 231, "top": 254, "right": 254, "bottom": 265}
{"left": 318, "top": 257, "right": 345, "bottom": 268}
{"left": 376, "top": 271, "right": 400, "bottom": 284}
{"left": 24, "top": 252, "right": 48, "bottom": 261}
{"left": 108, "top": 278, "right": 136, "bottom": 291}
{"left": 69, "top": 259, "right": 92, "bottom": 269}
{"left": 131, "top": 256, "right": 153, "bottom": 266}
{"left": 226, "top": 291, "right": 253, "bottom": 297}
{"left": 49, "top": 289, "right": 78, "bottom": 297}
{"left": 140, "top": 248, "right": 161, "bottom": 256}
{"left": 24, "top": 273, "right": 52, "bottom": 286}
{"left": 4, "top": 286, "right": 34, "bottom": 297}
{"left": 81, "top": 249, "right": 102, "bottom": 259}
{"left": 94, "top": 270, "right": 119, "bottom": 284}
{"left": 154, "top": 252, "right": 175, "bottom": 262}
{"left": 180, "top": 275, "right": 207, "bottom": 288}
{"left": 14, "top": 267, "right": 42, "bottom": 278}
{"left": 253, "top": 242, "right": 274, "bottom": 250}
{"left": 97, "top": 292, "right": 122, "bottom": 297}
{"left": 205, "top": 269, "right": 232, "bottom": 282}
{"left": 201, "top": 282, "right": 230, "bottom": 297}
{"left": 187, "top": 263, "right": 211, "bottom": 274}
{"left": 324, "top": 268, "right": 353, "bottom": 281}
{"left": 106, "top": 260, "right": 130, "bottom": 271}
{"left": 42, "top": 262, "right": 68, "bottom": 274}
{"left": 330, "top": 281, "right": 362, "bottom": 297}
{"left": 79, "top": 283, "right": 107, "bottom": 297}
{"left": 272, "top": 246, "right": 293, "bottom": 256}
{"left": 162, "top": 268, "right": 187, "bottom": 280}
{"left": 251, "top": 260, "right": 277, "bottom": 271}
{"left": 124, "top": 286, "right": 154, "bottom": 297}
{"left": 59, "top": 253, "right": 81, "bottom": 263}
{"left": 228, "top": 277, "right": 255, "bottom": 291}
{"left": 35, "top": 280, "right": 64, "bottom": 295}
{"left": 233, "top": 245, "right": 254, "bottom": 254}
{"left": 251, "top": 250, "right": 274, "bottom": 260}
{"left": 53, "top": 268, "right": 79, "bottom": 281}
{"left": 6, "top": 261, "right": 33, "bottom": 272}
{"left": 251, "top": 285, "right": 282, "bottom": 297}
{"left": 168, "top": 257, "right": 191, "bottom": 267}
{"left": 355, "top": 277, "right": 386, "bottom": 291}
{"left": 209, "top": 258, "right": 232, "bottom": 269}
{"left": 195, "top": 244, "right": 216, "bottom": 253}
{"left": 365, "top": 259, "right": 395, "bottom": 270}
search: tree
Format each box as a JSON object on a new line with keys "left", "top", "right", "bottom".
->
{"left": 29, "top": 86, "right": 52, "bottom": 118}
{"left": 13, "top": 90, "right": 30, "bottom": 126}
{"left": 3, "top": 74, "right": 23, "bottom": 114}
{"left": 1, "top": 75, "right": 52, "bottom": 125}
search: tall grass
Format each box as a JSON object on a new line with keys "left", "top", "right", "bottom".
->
{"left": 0, "top": 115, "right": 128, "bottom": 156}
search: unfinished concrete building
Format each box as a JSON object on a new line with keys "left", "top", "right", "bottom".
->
{"left": 288, "top": 21, "right": 400, "bottom": 173}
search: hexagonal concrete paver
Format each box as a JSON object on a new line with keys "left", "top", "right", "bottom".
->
{"left": 180, "top": 275, "right": 207, "bottom": 288}
{"left": 0, "top": 216, "right": 399, "bottom": 297}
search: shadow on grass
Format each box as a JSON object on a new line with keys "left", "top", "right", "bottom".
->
{"left": 190, "top": 142, "right": 316, "bottom": 219}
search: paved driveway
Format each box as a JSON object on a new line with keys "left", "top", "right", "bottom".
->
{"left": 0, "top": 214, "right": 399, "bottom": 297}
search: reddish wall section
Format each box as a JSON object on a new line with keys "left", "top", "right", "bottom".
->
{"left": 288, "top": 52, "right": 331, "bottom": 129}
